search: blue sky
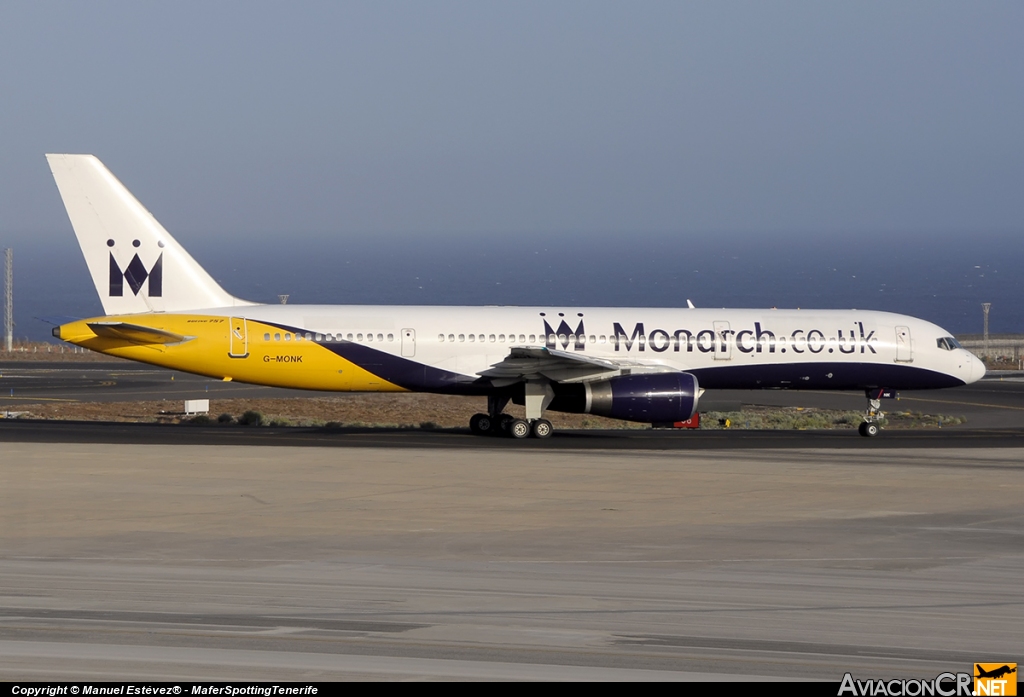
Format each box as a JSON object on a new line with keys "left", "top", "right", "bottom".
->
{"left": 2, "top": 1, "right": 1022, "bottom": 242}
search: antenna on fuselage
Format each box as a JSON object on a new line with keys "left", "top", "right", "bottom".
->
{"left": 278, "top": 294, "right": 289, "bottom": 305}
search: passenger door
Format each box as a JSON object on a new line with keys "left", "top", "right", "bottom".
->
{"left": 895, "top": 326, "right": 912, "bottom": 362}
{"left": 401, "top": 328, "right": 416, "bottom": 357}
{"left": 229, "top": 317, "right": 249, "bottom": 358}
{"left": 713, "top": 320, "right": 732, "bottom": 360}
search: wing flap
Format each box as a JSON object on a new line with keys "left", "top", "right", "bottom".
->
{"left": 480, "top": 346, "right": 623, "bottom": 383}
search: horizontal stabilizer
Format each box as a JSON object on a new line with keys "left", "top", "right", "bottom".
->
{"left": 36, "top": 315, "right": 82, "bottom": 326}
{"left": 86, "top": 321, "right": 192, "bottom": 345}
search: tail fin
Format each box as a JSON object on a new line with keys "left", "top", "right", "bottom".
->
{"left": 46, "top": 154, "right": 253, "bottom": 315}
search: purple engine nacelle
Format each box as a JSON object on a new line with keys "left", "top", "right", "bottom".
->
{"left": 547, "top": 372, "right": 700, "bottom": 424}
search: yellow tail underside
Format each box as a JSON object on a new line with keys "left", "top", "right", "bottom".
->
{"left": 58, "top": 315, "right": 406, "bottom": 392}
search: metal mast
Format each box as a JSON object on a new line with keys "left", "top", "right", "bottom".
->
{"left": 3, "top": 248, "right": 11, "bottom": 352}
{"left": 982, "top": 302, "right": 991, "bottom": 354}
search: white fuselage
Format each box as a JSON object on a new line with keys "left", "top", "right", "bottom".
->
{"left": 172, "top": 304, "right": 983, "bottom": 393}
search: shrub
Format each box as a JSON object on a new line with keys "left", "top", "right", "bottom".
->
{"left": 217, "top": 413, "right": 234, "bottom": 424}
{"left": 238, "top": 410, "right": 264, "bottom": 426}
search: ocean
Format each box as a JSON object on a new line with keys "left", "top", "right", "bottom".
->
{"left": 4, "top": 230, "right": 1020, "bottom": 342}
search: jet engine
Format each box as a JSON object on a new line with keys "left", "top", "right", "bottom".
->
{"left": 547, "top": 372, "right": 700, "bottom": 424}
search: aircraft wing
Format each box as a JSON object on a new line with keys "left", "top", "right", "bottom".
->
{"left": 86, "top": 322, "right": 193, "bottom": 345}
{"left": 479, "top": 346, "right": 625, "bottom": 385}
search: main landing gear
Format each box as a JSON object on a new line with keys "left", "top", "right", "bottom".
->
{"left": 469, "top": 412, "right": 554, "bottom": 439}
{"left": 858, "top": 392, "right": 885, "bottom": 438}
{"left": 469, "top": 385, "right": 556, "bottom": 439}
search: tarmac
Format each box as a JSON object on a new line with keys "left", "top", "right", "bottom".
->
{"left": 1, "top": 363, "right": 1022, "bottom": 680}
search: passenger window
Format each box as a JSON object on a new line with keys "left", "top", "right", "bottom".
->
{"left": 458, "top": 334, "right": 465, "bottom": 342}
{"left": 469, "top": 334, "right": 475, "bottom": 342}
{"left": 489, "top": 334, "right": 496, "bottom": 342}
{"left": 325, "top": 333, "right": 333, "bottom": 342}
{"left": 519, "top": 334, "right": 526, "bottom": 343}
{"left": 448, "top": 334, "right": 455, "bottom": 342}
{"left": 529, "top": 335, "right": 536, "bottom": 343}
{"left": 499, "top": 334, "right": 505, "bottom": 342}
{"left": 589, "top": 335, "right": 596, "bottom": 344}
{"left": 285, "top": 334, "right": 292, "bottom": 341}
{"left": 387, "top": 333, "right": 394, "bottom": 341}
{"left": 357, "top": 333, "right": 363, "bottom": 341}
{"left": 377, "top": 333, "right": 383, "bottom": 342}
{"left": 274, "top": 333, "right": 281, "bottom": 341}
{"left": 599, "top": 335, "right": 606, "bottom": 343}
{"left": 438, "top": 334, "right": 445, "bottom": 342}
{"left": 264, "top": 333, "right": 270, "bottom": 341}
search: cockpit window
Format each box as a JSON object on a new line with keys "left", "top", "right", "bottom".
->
{"left": 936, "top": 337, "right": 962, "bottom": 351}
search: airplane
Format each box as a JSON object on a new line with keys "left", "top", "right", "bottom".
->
{"left": 45, "top": 154, "right": 985, "bottom": 439}
{"left": 975, "top": 665, "right": 1017, "bottom": 680}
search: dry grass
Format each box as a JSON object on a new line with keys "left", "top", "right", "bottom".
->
{"left": 1, "top": 343, "right": 966, "bottom": 429}
{"left": 2, "top": 393, "right": 642, "bottom": 429}
{"left": 2, "top": 394, "right": 964, "bottom": 431}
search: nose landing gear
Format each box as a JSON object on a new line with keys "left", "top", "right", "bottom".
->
{"left": 858, "top": 389, "right": 891, "bottom": 437}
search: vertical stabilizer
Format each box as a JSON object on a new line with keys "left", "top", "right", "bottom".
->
{"left": 46, "top": 154, "right": 253, "bottom": 315}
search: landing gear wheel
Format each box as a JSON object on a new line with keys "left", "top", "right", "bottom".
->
{"left": 859, "top": 422, "right": 879, "bottom": 438}
{"left": 509, "top": 419, "right": 531, "bottom": 439}
{"left": 469, "top": 413, "right": 492, "bottom": 435}
{"left": 531, "top": 419, "right": 553, "bottom": 439}
{"left": 498, "top": 414, "right": 515, "bottom": 432}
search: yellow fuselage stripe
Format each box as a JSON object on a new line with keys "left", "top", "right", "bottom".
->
{"left": 58, "top": 315, "right": 406, "bottom": 392}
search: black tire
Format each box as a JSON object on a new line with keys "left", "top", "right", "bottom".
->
{"left": 531, "top": 419, "right": 553, "bottom": 439}
{"left": 864, "top": 422, "right": 880, "bottom": 437}
{"left": 858, "top": 422, "right": 867, "bottom": 437}
{"left": 469, "top": 413, "right": 492, "bottom": 434}
{"left": 509, "top": 419, "right": 531, "bottom": 439}
{"left": 498, "top": 414, "right": 515, "bottom": 432}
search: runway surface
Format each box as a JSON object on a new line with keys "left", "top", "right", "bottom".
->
{"left": 2, "top": 361, "right": 1022, "bottom": 680}
{"left": 1, "top": 444, "right": 1021, "bottom": 680}
{"left": 4, "top": 419, "right": 1024, "bottom": 450}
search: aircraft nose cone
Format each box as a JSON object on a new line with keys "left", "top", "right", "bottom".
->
{"left": 969, "top": 353, "right": 986, "bottom": 383}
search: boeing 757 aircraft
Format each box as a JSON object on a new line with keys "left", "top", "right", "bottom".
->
{"left": 46, "top": 154, "right": 984, "bottom": 438}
